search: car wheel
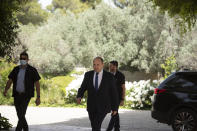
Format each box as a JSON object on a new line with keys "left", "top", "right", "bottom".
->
{"left": 172, "top": 108, "right": 197, "bottom": 131}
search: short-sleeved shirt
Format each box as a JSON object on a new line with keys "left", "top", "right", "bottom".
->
{"left": 8, "top": 65, "right": 41, "bottom": 97}
{"left": 114, "top": 70, "right": 125, "bottom": 100}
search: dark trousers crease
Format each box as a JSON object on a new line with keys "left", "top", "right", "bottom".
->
{"left": 106, "top": 113, "right": 120, "bottom": 131}
{"left": 14, "top": 94, "right": 31, "bottom": 131}
{"left": 88, "top": 111, "right": 107, "bottom": 131}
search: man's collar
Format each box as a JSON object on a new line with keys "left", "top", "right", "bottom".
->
{"left": 95, "top": 69, "right": 103, "bottom": 75}
{"left": 19, "top": 64, "right": 28, "bottom": 69}
{"left": 110, "top": 71, "right": 116, "bottom": 75}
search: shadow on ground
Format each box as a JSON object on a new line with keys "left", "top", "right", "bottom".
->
{"left": 9, "top": 110, "right": 172, "bottom": 131}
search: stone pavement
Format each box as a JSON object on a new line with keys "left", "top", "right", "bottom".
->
{"left": 0, "top": 106, "right": 172, "bottom": 131}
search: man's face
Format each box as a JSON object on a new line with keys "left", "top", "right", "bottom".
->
{"left": 20, "top": 55, "right": 28, "bottom": 65}
{"left": 109, "top": 63, "right": 117, "bottom": 73}
{"left": 93, "top": 58, "right": 104, "bottom": 73}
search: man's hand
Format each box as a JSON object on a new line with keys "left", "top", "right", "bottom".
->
{"left": 3, "top": 90, "right": 7, "bottom": 97}
{"left": 35, "top": 98, "right": 41, "bottom": 106}
{"left": 120, "top": 100, "right": 124, "bottom": 106}
{"left": 35, "top": 81, "right": 40, "bottom": 106}
{"left": 76, "top": 98, "right": 81, "bottom": 104}
{"left": 3, "top": 79, "right": 13, "bottom": 97}
{"left": 112, "top": 111, "right": 118, "bottom": 116}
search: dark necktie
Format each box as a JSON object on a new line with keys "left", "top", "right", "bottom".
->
{"left": 95, "top": 72, "right": 99, "bottom": 91}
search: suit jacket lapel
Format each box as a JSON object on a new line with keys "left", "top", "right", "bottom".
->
{"left": 90, "top": 71, "right": 94, "bottom": 88}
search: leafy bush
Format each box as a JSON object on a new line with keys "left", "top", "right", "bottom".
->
{"left": 125, "top": 80, "right": 159, "bottom": 109}
{"left": 65, "top": 73, "right": 87, "bottom": 104}
{"left": 161, "top": 55, "right": 178, "bottom": 78}
{"left": 0, "top": 58, "right": 16, "bottom": 87}
{"left": 0, "top": 59, "right": 15, "bottom": 105}
{"left": 0, "top": 113, "right": 12, "bottom": 130}
{"left": 30, "top": 75, "right": 74, "bottom": 106}
{"left": 65, "top": 88, "right": 78, "bottom": 104}
{"left": 65, "top": 73, "right": 160, "bottom": 109}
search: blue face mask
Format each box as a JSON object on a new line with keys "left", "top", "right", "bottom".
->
{"left": 20, "top": 60, "right": 27, "bottom": 65}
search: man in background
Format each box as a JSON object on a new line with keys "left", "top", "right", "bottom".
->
{"left": 107, "top": 60, "right": 126, "bottom": 131}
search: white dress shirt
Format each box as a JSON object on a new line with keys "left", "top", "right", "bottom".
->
{"left": 93, "top": 70, "right": 103, "bottom": 89}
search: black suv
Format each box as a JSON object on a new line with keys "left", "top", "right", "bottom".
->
{"left": 151, "top": 71, "right": 197, "bottom": 131}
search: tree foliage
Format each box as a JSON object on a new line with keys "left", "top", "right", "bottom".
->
{"left": 161, "top": 55, "right": 178, "bottom": 78}
{"left": 0, "top": 0, "right": 49, "bottom": 58}
{"left": 16, "top": 12, "right": 76, "bottom": 74}
{"left": 0, "top": 0, "right": 20, "bottom": 57}
{"left": 149, "top": 0, "right": 197, "bottom": 31}
{"left": 16, "top": 1, "right": 175, "bottom": 73}
{"left": 48, "top": 0, "right": 91, "bottom": 14}
{"left": 80, "top": 0, "right": 101, "bottom": 7}
{"left": 176, "top": 29, "right": 197, "bottom": 70}
{"left": 14, "top": 0, "right": 197, "bottom": 74}
{"left": 16, "top": 0, "right": 49, "bottom": 25}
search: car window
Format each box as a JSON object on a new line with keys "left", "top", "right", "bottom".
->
{"left": 165, "top": 74, "right": 197, "bottom": 91}
{"left": 158, "top": 73, "right": 176, "bottom": 88}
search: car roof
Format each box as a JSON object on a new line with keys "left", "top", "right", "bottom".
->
{"left": 175, "top": 71, "right": 197, "bottom": 75}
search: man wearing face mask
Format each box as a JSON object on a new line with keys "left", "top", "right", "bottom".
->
{"left": 3, "top": 51, "right": 41, "bottom": 131}
{"left": 107, "top": 61, "right": 125, "bottom": 131}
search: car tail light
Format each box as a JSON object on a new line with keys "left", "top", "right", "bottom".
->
{"left": 154, "top": 88, "right": 167, "bottom": 94}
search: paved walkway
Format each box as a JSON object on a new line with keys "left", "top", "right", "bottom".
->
{"left": 0, "top": 106, "right": 172, "bottom": 131}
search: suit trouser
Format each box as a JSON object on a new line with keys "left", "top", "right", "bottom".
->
{"left": 107, "top": 101, "right": 120, "bottom": 131}
{"left": 14, "top": 93, "right": 31, "bottom": 131}
{"left": 88, "top": 111, "right": 107, "bottom": 131}
{"left": 106, "top": 113, "right": 120, "bottom": 131}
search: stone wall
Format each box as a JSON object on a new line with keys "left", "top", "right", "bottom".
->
{"left": 121, "top": 70, "right": 159, "bottom": 82}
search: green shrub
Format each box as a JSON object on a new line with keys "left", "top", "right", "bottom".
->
{"left": 64, "top": 79, "right": 159, "bottom": 109}
{"left": 0, "top": 113, "right": 12, "bottom": 130}
{"left": 50, "top": 76, "right": 75, "bottom": 99}
{"left": 65, "top": 89, "right": 87, "bottom": 105}
{"left": 161, "top": 55, "right": 178, "bottom": 78}
{"left": 125, "top": 80, "right": 159, "bottom": 109}
{"left": 0, "top": 58, "right": 16, "bottom": 88}
{"left": 65, "top": 88, "right": 78, "bottom": 104}
{"left": 0, "top": 58, "right": 15, "bottom": 105}
{"left": 30, "top": 75, "right": 74, "bottom": 106}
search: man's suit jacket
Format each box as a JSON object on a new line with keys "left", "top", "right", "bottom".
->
{"left": 77, "top": 70, "right": 119, "bottom": 113}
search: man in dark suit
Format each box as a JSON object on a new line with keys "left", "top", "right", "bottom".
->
{"left": 106, "top": 61, "right": 125, "bottom": 131}
{"left": 3, "top": 52, "right": 41, "bottom": 131}
{"left": 76, "top": 57, "right": 119, "bottom": 131}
